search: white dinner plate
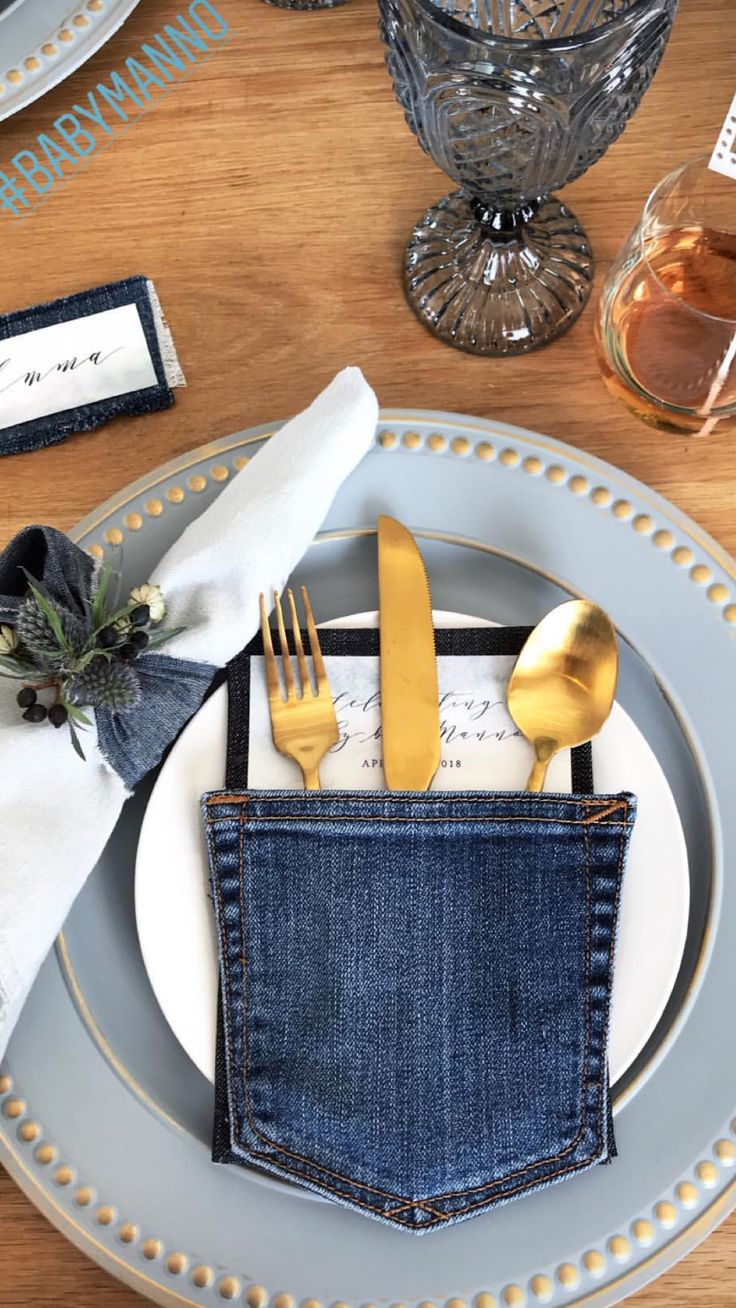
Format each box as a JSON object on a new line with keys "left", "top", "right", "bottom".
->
{"left": 135, "top": 610, "right": 689, "bottom": 1091}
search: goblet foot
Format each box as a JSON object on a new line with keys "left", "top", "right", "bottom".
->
{"left": 264, "top": 0, "right": 347, "bottom": 9}
{"left": 404, "top": 191, "right": 594, "bottom": 357}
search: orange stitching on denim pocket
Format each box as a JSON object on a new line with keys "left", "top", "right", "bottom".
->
{"left": 238, "top": 811, "right": 252, "bottom": 1120}
{"left": 207, "top": 792, "right": 604, "bottom": 809}
{"left": 210, "top": 810, "right": 252, "bottom": 1151}
{"left": 206, "top": 824, "right": 238, "bottom": 1128}
{"left": 228, "top": 811, "right": 604, "bottom": 1214}
{"left": 208, "top": 814, "right": 632, "bottom": 827}
{"left": 244, "top": 1139, "right": 601, "bottom": 1227}
{"left": 581, "top": 815, "right": 627, "bottom": 1139}
{"left": 583, "top": 800, "right": 630, "bottom": 825}
{"left": 604, "top": 822, "right": 628, "bottom": 1075}
{"left": 384, "top": 1198, "right": 448, "bottom": 1221}
{"left": 581, "top": 820, "right": 598, "bottom": 1130}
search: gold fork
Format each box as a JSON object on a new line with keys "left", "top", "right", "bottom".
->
{"left": 259, "top": 586, "right": 339, "bottom": 790}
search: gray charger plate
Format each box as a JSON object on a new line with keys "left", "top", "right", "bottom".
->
{"left": 0, "top": 0, "right": 141, "bottom": 125}
{"left": 1, "top": 409, "right": 735, "bottom": 1308}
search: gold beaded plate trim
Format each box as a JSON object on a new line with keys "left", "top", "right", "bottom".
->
{"left": 0, "top": 0, "right": 142, "bottom": 126}
{"left": 74, "top": 415, "right": 736, "bottom": 626}
{"left": 2, "top": 410, "right": 735, "bottom": 1308}
{"left": 2, "top": 1070, "right": 736, "bottom": 1308}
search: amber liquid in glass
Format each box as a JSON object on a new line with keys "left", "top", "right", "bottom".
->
{"left": 596, "top": 225, "right": 736, "bottom": 434}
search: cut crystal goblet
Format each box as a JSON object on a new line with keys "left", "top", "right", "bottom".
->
{"left": 379, "top": 0, "right": 679, "bottom": 355}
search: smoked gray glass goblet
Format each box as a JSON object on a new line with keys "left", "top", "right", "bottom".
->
{"left": 379, "top": 0, "right": 679, "bottom": 355}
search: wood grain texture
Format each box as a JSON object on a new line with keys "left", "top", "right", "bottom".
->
{"left": 0, "top": 0, "right": 735, "bottom": 1303}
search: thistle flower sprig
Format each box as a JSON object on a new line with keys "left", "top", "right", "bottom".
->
{"left": 0, "top": 567, "right": 184, "bottom": 759}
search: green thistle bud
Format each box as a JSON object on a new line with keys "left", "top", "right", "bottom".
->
{"left": 16, "top": 597, "right": 57, "bottom": 661}
{"left": 67, "top": 656, "right": 141, "bottom": 712}
{"left": 15, "top": 597, "right": 86, "bottom": 665}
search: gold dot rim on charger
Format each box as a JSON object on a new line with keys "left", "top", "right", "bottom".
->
{"left": 0, "top": 0, "right": 133, "bottom": 123}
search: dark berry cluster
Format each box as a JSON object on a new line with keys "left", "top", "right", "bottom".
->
{"left": 16, "top": 687, "right": 68, "bottom": 727}
{"left": 98, "top": 603, "right": 151, "bottom": 660}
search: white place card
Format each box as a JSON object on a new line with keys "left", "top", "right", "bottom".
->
{"left": 0, "top": 303, "right": 159, "bottom": 430}
{"left": 248, "top": 653, "right": 572, "bottom": 792}
{"left": 710, "top": 91, "right": 736, "bottom": 180}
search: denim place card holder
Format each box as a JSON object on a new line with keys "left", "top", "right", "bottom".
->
{"left": 0, "top": 277, "right": 185, "bottom": 456}
{"left": 203, "top": 627, "right": 637, "bottom": 1233}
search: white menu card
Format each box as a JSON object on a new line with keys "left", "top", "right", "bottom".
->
{"left": 247, "top": 654, "right": 572, "bottom": 792}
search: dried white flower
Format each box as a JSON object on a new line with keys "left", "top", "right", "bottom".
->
{"left": 129, "top": 583, "right": 165, "bottom": 624}
{"left": 0, "top": 624, "right": 18, "bottom": 656}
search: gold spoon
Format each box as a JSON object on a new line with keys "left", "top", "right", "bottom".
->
{"left": 507, "top": 600, "right": 618, "bottom": 793}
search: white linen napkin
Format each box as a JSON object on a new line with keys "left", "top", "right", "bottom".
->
{"left": 0, "top": 366, "right": 378, "bottom": 1061}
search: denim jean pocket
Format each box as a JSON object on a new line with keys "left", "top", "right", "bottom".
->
{"left": 204, "top": 789, "right": 636, "bottom": 1232}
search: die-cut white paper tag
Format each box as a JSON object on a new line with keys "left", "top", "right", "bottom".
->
{"left": 0, "top": 303, "right": 158, "bottom": 431}
{"left": 710, "top": 91, "right": 736, "bottom": 180}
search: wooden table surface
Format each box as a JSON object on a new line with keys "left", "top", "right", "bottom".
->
{"left": 1, "top": 0, "right": 735, "bottom": 1303}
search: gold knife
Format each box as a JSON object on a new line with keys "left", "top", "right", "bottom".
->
{"left": 378, "top": 515, "right": 440, "bottom": 790}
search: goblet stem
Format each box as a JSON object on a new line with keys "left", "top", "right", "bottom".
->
{"left": 404, "top": 190, "right": 595, "bottom": 357}
{"left": 470, "top": 199, "right": 539, "bottom": 232}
